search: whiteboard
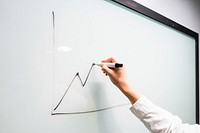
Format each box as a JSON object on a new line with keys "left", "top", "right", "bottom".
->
{"left": 0, "top": 0, "right": 198, "bottom": 133}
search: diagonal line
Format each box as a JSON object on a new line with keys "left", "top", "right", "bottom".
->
{"left": 53, "top": 63, "right": 95, "bottom": 111}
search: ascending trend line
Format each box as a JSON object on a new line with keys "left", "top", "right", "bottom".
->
{"left": 52, "top": 62, "right": 130, "bottom": 115}
{"left": 52, "top": 11, "right": 101, "bottom": 113}
{"left": 53, "top": 63, "right": 95, "bottom": 111}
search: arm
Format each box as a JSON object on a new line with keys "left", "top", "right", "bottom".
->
{"left": 101, "top": 57, "right": 140, "bottom": 104}
{"left": 131, "top": 95, "right": 200, "bottom": 133}
{"left": 101, "top": 57, "right": 200, "bottom": 133}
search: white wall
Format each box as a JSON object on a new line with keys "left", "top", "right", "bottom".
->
{"left": 134, "top": 0, "right": 200, "bottom": 34}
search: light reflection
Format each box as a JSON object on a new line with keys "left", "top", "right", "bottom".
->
{"left": 57, "top": 46, "right": 72, "bottom": 52}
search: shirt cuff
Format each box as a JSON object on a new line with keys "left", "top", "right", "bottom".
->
{"left": 129, "top": 95, "right": 155, "bottom": 120}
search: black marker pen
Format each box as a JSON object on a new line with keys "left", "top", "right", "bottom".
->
{"left": 94, "top": 63, "right": 123, "bottom": 68}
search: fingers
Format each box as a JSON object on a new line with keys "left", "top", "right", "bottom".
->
{"left": 101, "top": 63, "right": 113, "bottom": 76}
{"left": 101, "top": 57, "right": 118, "bottom": 77}
{"left": 101, "top": 64, "right": 108, "bottom": 76}
{"left": 101, "top": 57, "right": 116, "bottom": 63}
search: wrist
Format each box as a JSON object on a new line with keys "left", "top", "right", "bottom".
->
{"left": 119, "top": 83, "right": 140, "bottom": 104}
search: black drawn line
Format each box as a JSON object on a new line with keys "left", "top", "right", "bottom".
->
{"left": 52, "top": 103, "right": 130, "bottom": 115}
{"left": 52, "top": 11, "right": 56, "bottom": 113}
{"left": 53, "top": 63, "right": 95, "bottom": 111}
{"left": 52, "top": 11, "right": 55, "bottom": 46}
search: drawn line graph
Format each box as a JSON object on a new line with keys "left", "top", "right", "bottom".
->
{"left": 51, "top": 11, "right": 129, "bottom": 115}
{"left": 52, "top": 62, "right": 129, "bottom": 115}
{"left": 53, "top": 63, "right": 95, "bottom": 111}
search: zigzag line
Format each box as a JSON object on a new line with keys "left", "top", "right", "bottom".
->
{"left": 53, "top": 63, "right": 95, "bottom": 111}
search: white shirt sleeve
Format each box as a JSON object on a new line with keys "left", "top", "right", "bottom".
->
{"left": 130, "top": 96, "right": 200, "bottom": 133}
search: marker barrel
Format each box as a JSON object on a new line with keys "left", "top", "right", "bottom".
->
{"left": 95, "top": 63, "right": 123, "bottom": 68}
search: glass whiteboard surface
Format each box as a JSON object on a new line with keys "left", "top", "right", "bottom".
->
{"left": 0, "top": 0, "right": 198, "bottom": 133}
{"left": 52, "top": 0, "right": 197, "bottom": 132}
